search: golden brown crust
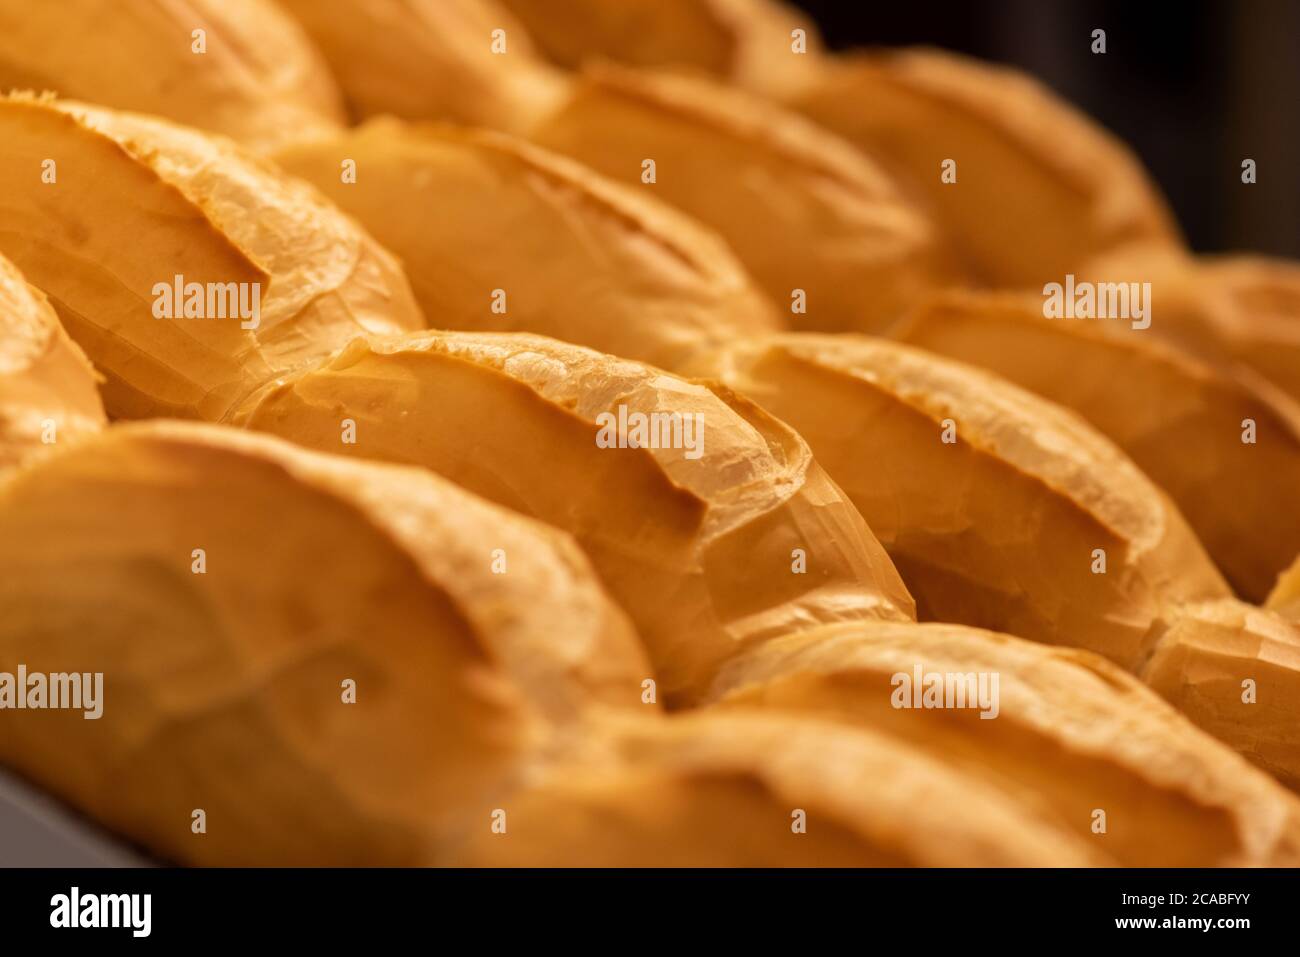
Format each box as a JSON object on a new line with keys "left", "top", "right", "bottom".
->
{"left": 234, "top": 330, "right": 915, "bottom": 703}
{"left": 447, "top": 710, "right": 1108, "bottom": 866}
{"left": 530, "top": 63, "right": 953, "bottom": 333}
{"left": 272, "top": 118, "right": 782, "bottom": 369}
{"left": 0, "top": 421, "right": 650, "bottom": 864}
{"left": 0, "top": 253, "right": 105, "bottom": 466}
{"left": 0, "top": 0, "right": 345, "bottom": 153}
{"left": 708, "top": 621, "right": 1300, "bottom": 865}
{"left": 1082, "top": 246, "right": 1300, "bottom": 408}
{"left": 275, "top": 0, "right": 568, "bottom": 133}
{"left": 0, "top": 96, "right": 423, "bottom": 420}
{"left": 685, "top": 333, "right": 1230, "bottom": 668}
{"left": 893, "top": 290, "right": 1300, "bottom": 600}
{"left": 1143, "top": 600, "right": 1300, "bottom": 792}
{"left": 497, "top": 0, "right": 825, "bottom": 98}
{"left": 791, "top": 48, "right": 1182, "bottom": 286}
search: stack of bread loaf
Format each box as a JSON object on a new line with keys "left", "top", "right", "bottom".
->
{"left": 1, "top": 0, "right": 1298, "bottom": 866}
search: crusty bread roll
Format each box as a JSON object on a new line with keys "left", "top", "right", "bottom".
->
{"left": 272, "top": 118, "right": 782, "bottom": 370}
{"left": 707, "top": 622, "right": 1300, "bottom": 865}
{"left": 496, "top": 0, "right": 825, "bottom": 98}
{"left": 789, "top": 49, "right": 1181, "bottom": 287}
{"left": 1142, "top": 600, "right": 1300, "bottom": 792}
{"left": 683, "top": 334, "right": 1230, "bottom": 669}
{"left": 1083, "top": 245, "right": 1300, "bottom": 406}
{"left": 527, "top": 64, "right": 953, "bottom": 333}
{"left": 274, "top": 0, "right": 567, "bottom": 133}
{"left": 0, "top": 421, "right": 649, "bottom": 865}
{"left": 233, "top": 330, "right": 915, "bottom": 703}
{"left": 0, "top": 96, "right": 423, "bottom": 420}
{"left": 893, "top": 290, "right": 1300, "bottom": 601}
{"left": 0, "top": 253, "right": 104, "bottom": 467}
{"left": 447, "top": 710, "right": 1106, "bottom": 866}
{"left": 0, "top": 0, "right": 345, "bottom": 153}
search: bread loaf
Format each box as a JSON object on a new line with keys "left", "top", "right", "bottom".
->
{"left": 495, "top": 0, "right": 825, "bottom": 99}
{"left": 447, "top": 710, "right": 1106, "bottom": 866}
{"left": 527, "top": 64, "right": 953, "bottom": 333}
{"left": 0, "top": 253, "right": 105, "bottom": 467}
{"left": 1143, "top": 600, "right": 1300, "bottom": 792}
{"left": 789, "top": 49, "right": 1182, "bottom": 287}
{"left": 0, "top": 0, "right": 345, "bottom": 153}
{"left": 1082, "top": 245, "right": 1300, "bottom": 406}
{"left": 0, "top": 421, "right": 649, "bottom": 864}
{"left": 272, "top": 118, "right": 782, "bottom": 370}
{"left": 893, "top": 290, "right": 1300, "bottom": 600}
{"left": 707, "top": 621, "right": 1300, "bottom": 865}
{"left": 233, "top": 330, "right": 915, "bottom": 703}
{"left": 684, "top": 334, "right": 1231, "bottom": 668}
{"left": 0, "top": 96, "right": 423, "bottom": 420}
{"left": 274, "top": 0, "right": 567, "bottom": 134}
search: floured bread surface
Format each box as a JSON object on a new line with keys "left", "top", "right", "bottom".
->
{"left": 235, "top": 330, "right": 915, "bottom": 703}
{"left": 0, "top": 253, "right": 105, "bottom": 466}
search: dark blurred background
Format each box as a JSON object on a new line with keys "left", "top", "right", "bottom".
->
{"left": 791, "top": 0, "right": 1300, "bottom": 258}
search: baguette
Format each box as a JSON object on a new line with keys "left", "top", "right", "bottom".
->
{"left": 447, "top": 710, "right": 1106, "bottom": 866}
{"left": 893, "top": 290, "right": 1300, "bottom": 601}
{"left": 527, "top": 63, "right": 953, "bottom": 333}
{"left": 232, "top": 330, "right": 916, "bottom": 703}
{"left": 271, "top": 118, "right": 782, "bottom": 370}
{"left": 274, "top": 0, "right": 567, "bottom": 134}
{"left": 789, "top": 48, "right": 1182, "bottom": 286}
{"left": 495, "top": 0, "right": 825, "bottom": 99}
{"left": 1142, "top": 600, "right": 1300, "bottom": 792}
{"left": 683, "top": 334, "right": 1231, "bottom": 669}
{"left": 0, "top": 253, "right": 105, "bottom": 467}
{"left": 0, "top": 96, "right": 424, "bottom": 420}
{"left": 0, "top": 421, "right": 649, "bottom": 865}
{"left": 0, "top": 0, "right": 345, "bottom": 153}
{"left": 707, "top": 621, "right": 1300, "bottom": 865}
